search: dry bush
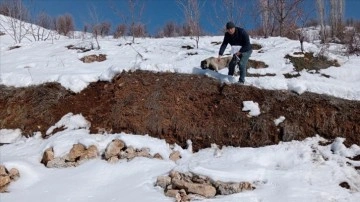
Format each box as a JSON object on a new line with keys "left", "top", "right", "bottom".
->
{"left": 29, "top": 12, "right": 55, "bottom": 41}
{"left": 247, "top": 59, "right": 268, "bottom": 69}
{"left": 161, "top": 21, "right": 181, "bottom": 37}
{"left": 285, "top": 52, "right": 340, "bottom": 72}
{"left": 344, "top": 29, "right": 360, "bottom": 55}
{"left": 0, "top": 0, "right": 28, "bottom": 20}
{"left": 0, "top": 0, "right": 30, "bottom": 43}
{"left": 129, "top": 23, "right": 147, "bottom": 38}
{"left": 0, "top": 0, "right": 11, "bottom": 16}
{"left": 56, "top": 13, "right": 75, "bottom": 36}
{"left": 113, "top": 24, "right": 126, "bottom": 38}
{"left": 93, "top": 21, "right": 111, "bottom": 37}
{"left": 80, "top": 54, "right": 107, "bottom": 63}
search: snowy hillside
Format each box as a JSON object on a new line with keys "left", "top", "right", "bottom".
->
{"left": 1, "top": 14, "right": 360, "bottom": 202}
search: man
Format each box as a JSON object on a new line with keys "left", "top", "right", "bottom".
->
{"left": 218, "top": 21, "right": 252, "bottom": 84}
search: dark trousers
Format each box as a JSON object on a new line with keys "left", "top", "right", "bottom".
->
{"left": 228, "top": 50, "right": 252, "bottom": 83}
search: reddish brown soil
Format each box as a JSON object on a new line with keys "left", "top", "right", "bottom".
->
{"left": 1, "top": 70, "right": 359, "bottom": 151}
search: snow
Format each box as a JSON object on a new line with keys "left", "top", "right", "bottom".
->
{"left": 1, "top": 14, "right": 360, "bottom": 201}
{"left": 274, "top": 116, "right": 286, "bottom": 126}
{"left": 242, "top": 101, "right": 261, "bottom": 117}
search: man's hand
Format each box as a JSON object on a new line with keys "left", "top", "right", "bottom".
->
{"left": 217, "top": 55, "right": 221, "bottom": 62}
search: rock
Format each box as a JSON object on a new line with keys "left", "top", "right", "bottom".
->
{"left": 239, "top": 181, "right": 254, "bottom": 191}
{"left": 105, "top": 139, "right": 125, "bottom": 160}
{"left": 169, "top": 170, "right": 181, "bottom": 180}
{"left": 137, "top": 148, "right": 152, "bottom": 158}
{"left": 165, "top": 189, "right": 179, "bottom": 198}
{"left": 47, "top": 157, "right": 70, "bottom": 168}
{"left": 107, "top": 156, "right": 119, "bottom": 164}
{"left": 124, "top": 146, "right": 136, "bottom": 160}
{"left": 215, "top": 181, "right": 254, "bottom": 195}
{"left": 0, "top": 165, "right": 7, "bottom": 176}
{"left": 8, "top": 168, "right": 20, "bottom": 181}
{"left": 192, "top": 174, "right": 210, "bottom": 184}
{"left": 0, "top": 165, "right": 20, "bottom": 192}
{"left": 157, "top": 171, "right": 254, "bottom": 200}
{"left": 0, "top": 175, "right": 11, "bottom": 187}
{"left": 84, "top": 145, "right": 98, "bottom": 159}
{"left": 169, "top": 151, "right": 181, "bottom": 162}
{"left": 156, "top": 176, "right": 171, "bottom": 188}
{"left": 68, "top": 143, "right": 86, "bottom": 162}
{"left": 153, "top": 153, "right": 163, "bottom": 160}
{"left": 178, "top": 189, "right": 190, "bottom": 201}
{"left": 172, "top": 178, "right": 216, "bottom": 198}
{"left": 41, "top": 147, "right": 54, "bottom": 166}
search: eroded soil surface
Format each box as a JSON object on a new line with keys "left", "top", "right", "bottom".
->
{"left": 1, "top": 70, "right": 359, "bottom": 151}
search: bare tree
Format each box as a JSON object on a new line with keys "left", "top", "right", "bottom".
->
{"left": 127, "top": 0, "right": 145, "bottom": 42}
{"left": 177, "top": 0, "right": 205, "bottom": 48}
{"left": 316, "top": 0, "right": 326, "bottom": 43}
{"left": 270, "top": 0, "right": 304, "bottom": 37}
{"left": 0, "top": 0, "right": 30, "bottom": 43}
{"left": 56, "top": 13, "right": 74, "bottom": 37}
{"left": 86, "top": 4, "right": 102, "bottom": 49}
{"left": 210, "top": 0, "right": 245, "bottom": 34}
{"left": 28, "top": 11, "right": 55, "bottom": 41}
{"left": 329, "top": 0, "right": 345, "bottom": 39}
{"left": 256, "top": 0, "right": 305, "bottom": 38}
{"left": 111, "top": 0, "right": 146, "bottom": 43}
{"left": 259, "top": 0, "right": 273, "bottom": 38}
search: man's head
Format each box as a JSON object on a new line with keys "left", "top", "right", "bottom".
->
{"left": 226, "top": 21, "right": 236, "bottom": 35}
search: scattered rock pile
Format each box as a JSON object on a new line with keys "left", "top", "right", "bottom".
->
{"left": 0, "top": 165, "right": 20, "bottom": 193}
{"left": 155, "top": 170, "right": 254, "bottom": 201}
{"left": 41, "top": 144, "right": 99, "bottom": 168}
{"left": 40, "top": 139, "right": 181, "bottom": 168}
{"left": 102, "top": 139, "right": 164, "bottom": 163}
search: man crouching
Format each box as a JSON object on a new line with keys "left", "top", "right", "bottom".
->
{"left": 218, "top": 21, "right": 252, "bottom": 84}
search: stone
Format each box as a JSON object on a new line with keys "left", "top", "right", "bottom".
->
{"left": 47, "top": 157, "right": 69, "bottom": 168}
{"left": 215, "top": 181, "right": 254, "bottom": 195}
{"left": 169, "top": 170, "right": 181, "bottom": 180}
{"left": 165, "top": 189, "right": 179, "bottom": 198}
{"left": 0, "top": 175, "right": 11, "bottom": 188}
{"left": 172, "top": 178, "right": 216, "bottom": 198}
{"left": 156, "top": 176, "right": 171, "bottom": 188}
{"left": 68, "top": 143, "right": 86, "bottom": 162}
{"left": 41, "top": 147, "right": 54, "bottom": 166}
{"left": 153, "top": 153, "right": 163, "bottom": 160}
{"left": 105, "top": 139, "right": 125, "bottom": 160}
{"left": 108, "top": 156, "right": 119, "bottom": 164}
{"left": 124, "top": 146, "right": 136, "bottom": 160}
{"left": 84, "top": 145, "right": 98, "bottom": 159}
{"left": 0, "top": 165, "right": 7, "bottom": 176}
{"left": 169, "top": 151, "right": 181, "bottom": 162}
{"left": 137, "top": 148, "right": 152, "bottom": 158}
{"left": 9, "top": 168, "right": 20, "bottom": 181}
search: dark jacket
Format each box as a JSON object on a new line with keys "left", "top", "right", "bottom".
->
{"left": 218, "top": 27, "right": 252, "bottom": 56}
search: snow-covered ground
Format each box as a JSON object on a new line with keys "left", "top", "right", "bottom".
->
{"left": 1, "top": 14, "right": 360, "bottom": 201}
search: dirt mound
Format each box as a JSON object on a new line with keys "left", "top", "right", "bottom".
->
{"left": 1, "top": 70, "right": 359, "bottom": 151}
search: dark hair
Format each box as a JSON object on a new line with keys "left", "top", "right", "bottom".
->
{"left": 226, "top": 21, "right": 235, "bottom": 29}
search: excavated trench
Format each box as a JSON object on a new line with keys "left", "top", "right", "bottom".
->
{"left": 1, "top": 70, "right": 359, "bottom": 151}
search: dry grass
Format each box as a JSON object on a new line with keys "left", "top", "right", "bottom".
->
{"left": 285, "top": 52, "right": 340, "bottom": 72}
{"left": 80, "top": 54, "right": 107, "bottom": 63}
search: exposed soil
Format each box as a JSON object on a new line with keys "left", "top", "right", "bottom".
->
{"left": 1, "top": 70, "right": 359, "bottom": 151}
